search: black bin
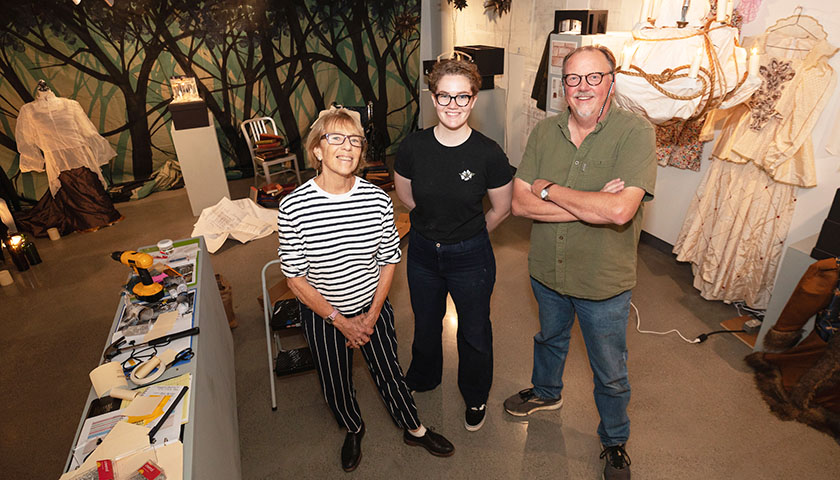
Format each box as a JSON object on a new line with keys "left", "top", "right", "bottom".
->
{"left": 169, "top": 100, "right": 210, "bottom": 130}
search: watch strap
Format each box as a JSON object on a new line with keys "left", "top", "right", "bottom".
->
{"left": 325, "top": 308, "right": 339, "bottom": 324}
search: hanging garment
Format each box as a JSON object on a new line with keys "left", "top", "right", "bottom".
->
{"left": 16, "top": 90, "right": 116, "bottom": 195}
{"left": 655, "top": 117, "right": 705, "bottom": 171}
{"left": 674, "top": 14, "right": 837, "bottom": 309}
{"left": 13, "top": 90, "right": 121, "bottom": 236}
{"left": 14, "top": 166, "right": 121, "bottom": 237}
{"left": 614, "top": 24, "right": 755, "bottom": 124}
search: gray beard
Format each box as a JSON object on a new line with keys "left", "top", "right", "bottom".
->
{"left": 573, "top": 105, "right": 596, "bottom": 119}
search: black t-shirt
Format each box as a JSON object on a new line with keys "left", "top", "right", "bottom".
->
{"left": 395, "top": 127, "right": 512, "bottom": 243}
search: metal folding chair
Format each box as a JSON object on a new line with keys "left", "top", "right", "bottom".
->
{"left": 241, "top": 117, "right": 302, "bottom": 186}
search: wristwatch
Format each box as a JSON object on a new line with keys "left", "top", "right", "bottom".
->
{"left": 325, "top": 308, "right": 339, "bottom": 325}
{"left": 540, "top": 183, "right": 555, "bottom": 201}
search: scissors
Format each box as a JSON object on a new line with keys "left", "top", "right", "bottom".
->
{"left": 172, "top": 347, "right": 195, "bottom": 366}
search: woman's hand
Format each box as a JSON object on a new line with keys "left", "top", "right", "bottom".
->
{"left": 361, "top": 307, "right": 381, "bottom": 331}
{"left": 343, "top": 308, "right": 382, "bottom": 348}
{"left": 338, "top": 314, "right": 374, "bottom": 349}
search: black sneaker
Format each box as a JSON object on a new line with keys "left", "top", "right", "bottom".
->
{"left": 600, "top": 444, "right": 631, "bottom": 480}
{"left": 465, "top": 404, "right": 486, "bottom": 431}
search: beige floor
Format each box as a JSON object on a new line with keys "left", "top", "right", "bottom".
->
{"left": 1, "top": 177, "right": 838, "bottom": 479}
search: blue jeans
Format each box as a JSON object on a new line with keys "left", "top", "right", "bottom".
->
{"left": 404, "top": 229, "right": 495, "bottom": 407}
{"left": 530, "top": 277, "right": 632, "bottom": 446}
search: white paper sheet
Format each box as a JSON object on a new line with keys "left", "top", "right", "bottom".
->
{"left": 115, "top": 442, "right": 184, "bottom": 480}
{"left": 190, "top": 197, "right": 277, "bottom": 253}
{"left": 60, "top": 422, "right": 150, "bottom": 480}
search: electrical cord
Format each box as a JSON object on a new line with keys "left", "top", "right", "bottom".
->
{"left": 632, "top": 302, "right": 746, "bottom": 344}
{"left": 695, "top": 329, "right": 747, "bottom": 343}
{"left": 632, "top": 301, "right": 700, "bottom": 344}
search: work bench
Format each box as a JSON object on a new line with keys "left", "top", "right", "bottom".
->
{"left": 63, "top": 236, "right": 241, "bottom": 479}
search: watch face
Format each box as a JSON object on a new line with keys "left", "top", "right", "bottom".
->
{"left": 540, "top": 188, "right": 549, "bottom": 200}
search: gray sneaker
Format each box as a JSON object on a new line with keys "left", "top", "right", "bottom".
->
{"left": 600, "top": 444, "right": 631, "bottom": 480}
{"left": 503, "top": 388, "right": 563, "bottom": 416}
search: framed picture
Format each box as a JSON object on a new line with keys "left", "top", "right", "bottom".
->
{"left": 549, "top": 35, "right": 581, "bottom": 75}
{"left": 547, "top": 34, "right": 582, "bottom": 114}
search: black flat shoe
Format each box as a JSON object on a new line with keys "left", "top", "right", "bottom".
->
{"left": 341, "top": 423, "right": 365, "bottom": 472}
{"left": 403, "top": 427, "right": 454, "bottom": 457}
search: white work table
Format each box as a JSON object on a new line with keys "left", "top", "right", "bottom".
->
{"left": 63, "top": 236, "right": 241, "bottom": 479}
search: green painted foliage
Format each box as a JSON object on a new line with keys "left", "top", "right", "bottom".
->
{"left": 0, "top": 0, "right": 420, "bottom": 200}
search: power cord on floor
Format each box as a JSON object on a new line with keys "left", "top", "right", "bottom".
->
{"left": 631, "top": 302, "right": 745, "bottom": 344}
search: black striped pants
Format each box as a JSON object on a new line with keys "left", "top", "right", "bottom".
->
{"left": 301, "top": 299, "right": 421, "bottom": 433}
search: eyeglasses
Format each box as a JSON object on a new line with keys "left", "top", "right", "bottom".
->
{"left": 434, "top": 93, "right": 473, "bottom": 107}
{"left": 321, "top": 133, "right": 365, "bottom": 148}
{"left": 562, "top": 71, "right": 614, "bottom": 87}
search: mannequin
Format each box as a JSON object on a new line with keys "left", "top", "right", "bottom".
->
{"left": 13, "top": 81, "right": 122, "bottom": 236}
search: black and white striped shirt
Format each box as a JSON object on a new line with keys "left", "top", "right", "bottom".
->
{"left": 277, "top": 177, "right": 401, "bottom": 314}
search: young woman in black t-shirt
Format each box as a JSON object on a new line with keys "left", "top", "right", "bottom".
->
{"left": 394, "top": 58, "right": 513, "bottom": 432}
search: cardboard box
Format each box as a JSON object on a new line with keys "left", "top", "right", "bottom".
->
{"left": 257, "top": 276, "right": 294, "bottom": 308}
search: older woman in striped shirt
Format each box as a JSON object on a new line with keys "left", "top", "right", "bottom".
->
{"left": 277, "top": 107, "right": 454, "bottom": 472}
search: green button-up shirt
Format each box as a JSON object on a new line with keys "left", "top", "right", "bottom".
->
{"left": 516, "top": 105, "right": 657, "bottom": 300}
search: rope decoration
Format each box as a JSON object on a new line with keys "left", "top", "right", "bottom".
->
{"left": 617, "top": 20, "right": 750, "bottom": 123}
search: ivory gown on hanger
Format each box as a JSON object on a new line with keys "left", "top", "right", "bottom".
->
{"left": 674, "top": 14, "right": 838, "bottom": 309}
{"left": 14, "top": 89, "right": 122, "bottom": 236}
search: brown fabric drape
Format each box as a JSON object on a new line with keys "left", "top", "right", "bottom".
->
{"left": 14, "top": 166, "right": 122, "bottom": 237}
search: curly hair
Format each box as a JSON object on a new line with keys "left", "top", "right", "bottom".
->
{"left": 428, "top": 58, "right": 482, "bottom": 94}
{"left": 304, "top": 108, "right": 367, "bottom": 174}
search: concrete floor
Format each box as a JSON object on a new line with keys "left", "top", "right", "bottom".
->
{"left": 2, "top": 177, "right": 838, "bottom": 479}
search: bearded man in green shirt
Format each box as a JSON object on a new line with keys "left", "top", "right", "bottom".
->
{"left": 504, "top": 46, "right": 657, "bottom": 480}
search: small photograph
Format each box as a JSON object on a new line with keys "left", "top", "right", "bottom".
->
{"left": 550, "top": 40, "right": 578, "bottom": 74}
{"left": 172, "top": 263, "right": 194, "bottom": 284}
{"left": 117, "top": 291, "right": 196, "bottom": 337}
{"left": 549, "top": 76, "right": 565, "bottom": 112}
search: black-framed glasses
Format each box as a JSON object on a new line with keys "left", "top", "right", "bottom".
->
{"left": 322, "top": 133, "right": 365, "bottom": 148}
{"left": 562, "top": 71, "right": 614, "bottom": 87}
{"left": 434, "top": 92, "right": 473, "bottom": 107}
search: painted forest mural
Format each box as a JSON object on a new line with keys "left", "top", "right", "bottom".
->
{"left": 0, "top": 0, "right": 421, "bottom": 203}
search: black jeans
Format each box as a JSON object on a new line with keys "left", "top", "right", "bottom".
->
{"left": 404, "top": 229, "right": 496, "bottom": 407}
